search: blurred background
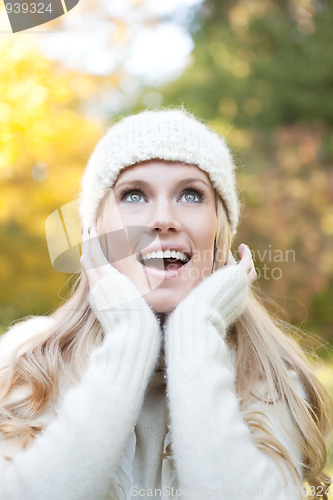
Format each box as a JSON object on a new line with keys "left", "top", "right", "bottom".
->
{"left": 0, "top": 0, "right": 332, "bottom": 480}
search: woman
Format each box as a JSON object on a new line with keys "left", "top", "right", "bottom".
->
{"left": 0, "top": 108, "right": 331, "bottom": 500}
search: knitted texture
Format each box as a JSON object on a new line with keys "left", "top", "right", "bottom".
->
{"left": 0, "top": 304, "right": 160, "bottom": 499}
{"left": 164, "top": 266, "right": 305, "bottom": 499}
{"left": 79, "top": 108, "right": 240, "bottom": 235}
{"left": 0, "top": 313, "right": 306, "bottom": 499}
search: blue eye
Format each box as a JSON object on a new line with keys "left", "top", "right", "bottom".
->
{"left": 182, "top": 189, "right": 205, "bottom": 203}
{"left": 119, "top": 186, "right": 206, "bottom": 203}
{"left": 121, "top": 190, "right": 144, "bottom": 203}
{"left": 183, "top": 191, "right": 199, "bottom": 202}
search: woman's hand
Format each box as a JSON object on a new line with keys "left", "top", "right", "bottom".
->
{"left": 166, "top": 243, "right": 256, "bottom": 332}
{"left": 226, "top": 243, "right": 257, "bottom": 286}
{"left": 80, "top": 226, "right": 124, "bottom": 290}
{"left": 80, "top": 226, "right": 158, "bottom": 333}
{"left": 81, "top": 225, "right": 142, "bottom": 303}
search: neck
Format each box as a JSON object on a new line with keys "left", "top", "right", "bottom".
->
{"left": 155, "top": 312, "right": 168, "bottom": 331}
{"left": 154, "top": 312, "right": 168, "bottom": 374}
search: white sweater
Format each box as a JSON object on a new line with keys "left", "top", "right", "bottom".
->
{"left": 0, "top": 266, "right": 306, "bottom": 499}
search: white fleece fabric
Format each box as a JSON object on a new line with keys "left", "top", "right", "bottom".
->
{"left": 0, "top": 265, "right": 306, "bottom": 499}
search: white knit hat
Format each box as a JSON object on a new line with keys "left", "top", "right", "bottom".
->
{"left": 79, "top": 108, "right": 240, "bottom": 236}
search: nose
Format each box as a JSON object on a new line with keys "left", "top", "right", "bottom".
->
{"left": 150, "top": 197, "right": 182, "bottom": 233}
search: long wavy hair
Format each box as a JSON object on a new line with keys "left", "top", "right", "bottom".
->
{"left": 0, "top": 187, "right": 332, "bottom": 500}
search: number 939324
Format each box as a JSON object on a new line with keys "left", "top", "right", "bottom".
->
{"left": 5, "top": 2, "right": 53, "bottom": 14}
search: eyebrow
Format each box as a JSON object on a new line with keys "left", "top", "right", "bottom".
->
{"left": 115, "top": 177, "right": 211, "bottom": 190}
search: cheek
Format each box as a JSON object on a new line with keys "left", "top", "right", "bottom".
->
{"left": 103, "top": 206, "right": 124, "bottom": 233}
{"left": 190, "top": 213, "right": 217, "bottom": 264}
{"left": 102, "top": 206, "right": 134, "bottom": 263}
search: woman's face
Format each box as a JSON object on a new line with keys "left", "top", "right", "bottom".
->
{"left": 102, "top": 160, "right": 218, "bottom": 313}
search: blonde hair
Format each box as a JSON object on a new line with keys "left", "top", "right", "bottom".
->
{"left": 0, "top": 190, "right": 332, "bottom": 500}
{"left": 213, "top": 198, "right": 333, "bottom": 499}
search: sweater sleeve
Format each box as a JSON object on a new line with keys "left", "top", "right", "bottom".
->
{"left": 164, "top": 270, "right": 305, "bottom": 500}
{"left": 0, "top": 293, "right": 160, "bottom": 499}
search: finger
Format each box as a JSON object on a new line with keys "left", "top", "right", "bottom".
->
{"left": 238, "top": 243, "right": 249, "bottom": 259}
{"left": 81, "top": 226, "right": 109, "bottom": 271}
{"left": 238, "top": 244, "right": 254, "bottom": 273}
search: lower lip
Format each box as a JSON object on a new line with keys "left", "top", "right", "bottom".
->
{"left": 138, "top": 259, "right": 191, "bottom": 280}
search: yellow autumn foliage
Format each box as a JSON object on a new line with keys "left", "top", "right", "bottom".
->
{"left": 0, "top": 38, "right": 104, "bottom": 237}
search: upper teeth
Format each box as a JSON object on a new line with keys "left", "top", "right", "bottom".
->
{"left": 140, "top": 250, "right": 189, "bottom": 262}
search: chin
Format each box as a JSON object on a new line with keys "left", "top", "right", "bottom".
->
{"left": 143, "top": 289, "right": 185, "bottom": 314}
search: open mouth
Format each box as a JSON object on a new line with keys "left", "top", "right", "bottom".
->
{"left": 137, "top": 250, "right": 191, "bottom": 271}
